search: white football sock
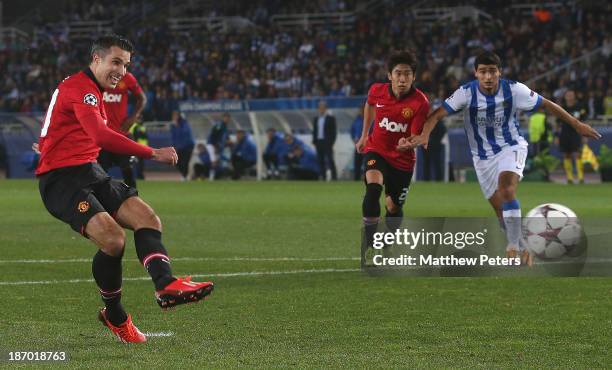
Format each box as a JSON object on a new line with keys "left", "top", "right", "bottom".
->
{"left": 502, "top": 200, "right": 522, "bottom": 251}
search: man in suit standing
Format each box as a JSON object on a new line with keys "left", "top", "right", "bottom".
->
{"left": 312, "top": 100, "right": 337, "bottom": 180}
{"left": 351, "top": 110, "right": 364, "bottom": 180}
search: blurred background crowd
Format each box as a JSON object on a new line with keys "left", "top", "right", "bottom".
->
{"left": 2, "top": 0, "right": 610, "bottom": 120}
{"left": 0, "top": 0, "right": 610, "bottom": 183}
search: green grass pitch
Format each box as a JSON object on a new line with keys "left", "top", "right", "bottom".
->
{"left": 0, "top": 180, "right": 611, "bottom": 368}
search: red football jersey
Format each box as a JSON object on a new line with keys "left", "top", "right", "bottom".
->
{"left": 103, "top": 72, "right": 143, "bottom": 135}
{"left": 36, "top": 69, "right": 153, "bottom": 175}
{"left": 364, "top": 83, "right": 430, "bottom": 171}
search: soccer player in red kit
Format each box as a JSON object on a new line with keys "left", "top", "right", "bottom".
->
{"left": 355, "top": 50, "right": 430, "bottom": 264}
{"left": 36, "top": 35, "right": 213, "bottom": 344}
{"left": 97, "top": 71, "right": 146, "bottom": 188}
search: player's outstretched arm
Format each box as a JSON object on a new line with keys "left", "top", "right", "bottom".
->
{"left": 401, "top": 106, "right": 448, "bottom": 150}
{"left": 355, "top": 102, "right": 375, "bottom": 153}
{"left": 75, "top": 106, "right": 152, "bottom": 157}
{"left": 77, "top": 106, "right": 177, "bottom": 166}
{"left": 541, "top": 98, "right": 601, "bottom": 139}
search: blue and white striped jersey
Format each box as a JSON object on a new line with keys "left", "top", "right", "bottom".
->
{"left": 443, "top": 79, "right": 542, "bottom": 159}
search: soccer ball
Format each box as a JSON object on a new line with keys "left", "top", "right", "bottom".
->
{"left": 522, "top": 203, "right": 585, "bottom": 259}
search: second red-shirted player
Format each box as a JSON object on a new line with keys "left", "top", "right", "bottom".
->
{"left": 97, "top": 71, "right": 147, "bottom": 188}
{"left": 355, "top": 50, "right": 430, "bottom": 265}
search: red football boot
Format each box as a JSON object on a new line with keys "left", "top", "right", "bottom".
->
{"left": 98, "top": 308, "right": 147, "bottom": 343}
{"left": 155, "top": 276, "right": 214, "bottom": 309}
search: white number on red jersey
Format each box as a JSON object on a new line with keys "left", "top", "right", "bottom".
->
{"left": 40, "top": 89, "right": 60, "bottom": 137}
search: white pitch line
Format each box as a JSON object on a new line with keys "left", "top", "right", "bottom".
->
{"left": 0, "top": 257, "right": 360, "bottom": 264}
{"left": 3, "top": 256, "right": 612, "bottom": 265}
{"left": 0, "top": 268, "right": 360, "bottom": 286}
{"left": 144, "top": 332, "right": 174, "bottom": 337}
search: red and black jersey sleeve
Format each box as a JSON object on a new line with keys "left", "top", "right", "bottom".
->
{"left": 366, "top": 83, "right": 385, "bottom": 105}
{"left": 124, "top": 72, "right": 144, "bottom": 95}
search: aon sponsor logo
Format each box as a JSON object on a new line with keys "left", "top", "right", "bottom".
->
{"left": 379, "top": 117, "right": 408, "bottom": 133}
{"left": 103, "top": 92, "right": 123, "bottom": 103}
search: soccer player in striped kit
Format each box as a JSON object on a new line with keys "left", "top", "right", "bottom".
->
{"left": 405, "top": 51, "right": 600, "bottom": 265}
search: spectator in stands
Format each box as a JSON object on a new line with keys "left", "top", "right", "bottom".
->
{"left": 1, "top": 0, "right": 609, "bottom": 129}
{"left": 528, "top": 106, "right": 550, "bottom": 157}
{"left": 170, "top": 110, "right": 195, "bottom": 180}
{"left": 231, "top": 129, "right": 257, "bottom": 180}
{"left": 281, "top": 132, "right": 305, "bottom": 166}
{"left": 588, "top": 79, "right": 606, "bottom": 117}
{"left": 152, "top": 88, "right": 174, "bottom": 121}
{"left": 208, "top": 112, "right": 230, "bottom": 157}
{"left": 534, "top": 7, "right": 552, "bottom": 24}
{"left": 193, "top": 143, "right": 212, "bottom": 180}
{"left": 287, "top": 144, "right": 319, "bottom": 180}
{"left": 605, "top": 87, "right": 612, "bottom": 116}
{"left": 263, "top": 128, "right": 287, "bottom": 179}
{"left": 350, "top": 110, "right": 364, "bottom": 180}
{"left": 312, "top": 100, "right": 337, "bottom": 180}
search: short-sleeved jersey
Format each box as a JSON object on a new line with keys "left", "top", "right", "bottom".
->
{"left": 36, "top": 70, "right": 108, "bottom": 175}
{"left": 364, "top": 83, "right": 430, "bottom": 171}
{"left": 103, "top": 72, "right": 143, "bottom": 135}
{"left": 443, "top": 79, "right": 541, "bottom": 159}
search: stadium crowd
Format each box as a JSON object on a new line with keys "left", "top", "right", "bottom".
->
{"left": 177, "top": 0, "right": 360, "bottom": 20}
{"left": 1, "top": 1, "right": 610, "bottom": 119}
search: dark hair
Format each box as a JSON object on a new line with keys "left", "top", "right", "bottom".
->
{"left": 90, "top": 34, "right": 134, "bottom": 59}
{"left": 387, "top": 50, "right": 418, "bottom": 74}
{"left": 474, "top": 51, "right": 501, "bottom": 70}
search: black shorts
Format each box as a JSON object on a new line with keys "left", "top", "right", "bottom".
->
{"left": 98, "top": 150, "right": 132, "bottom": 171}
{"left": 363, "top": 151, "right": 413, "bottom": 207}
{"left": 38, "top": 163, "right": 138, "bottom": 236}
{"left": 559, "top": 132, "right": 581, "bottom": 154}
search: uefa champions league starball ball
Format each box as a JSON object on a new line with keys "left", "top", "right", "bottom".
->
{"left": 522, "top": 203, "right": 585, "bottom": 259}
